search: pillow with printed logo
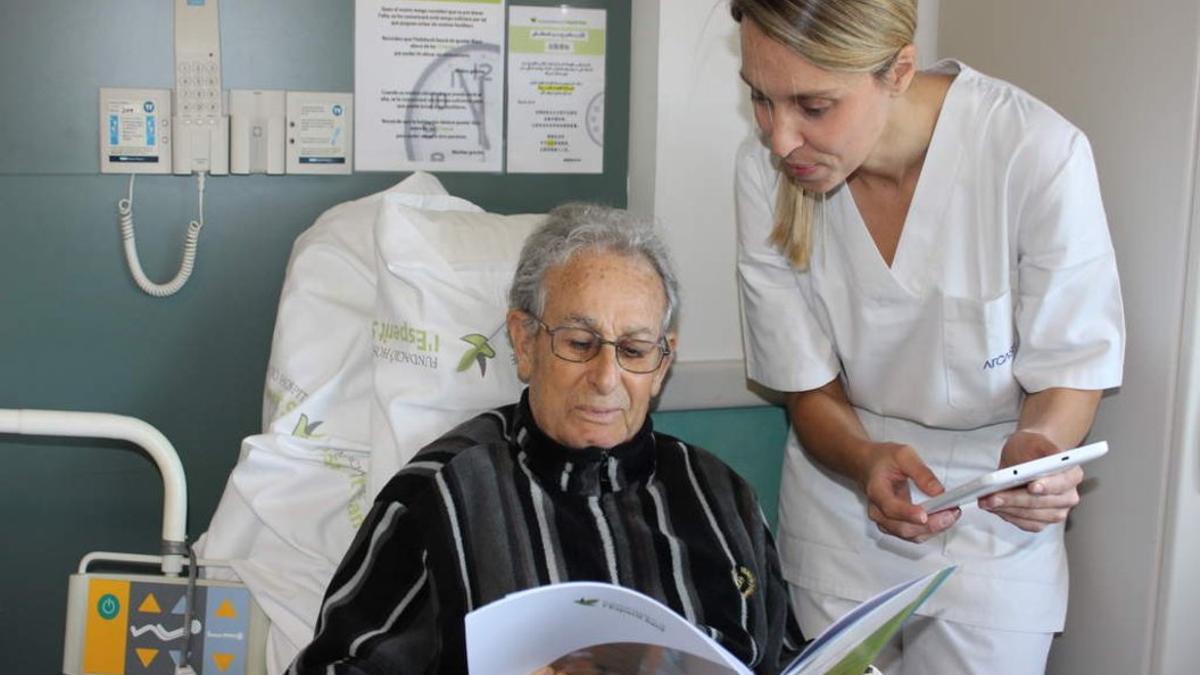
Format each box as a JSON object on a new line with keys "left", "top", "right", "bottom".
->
{"left": 197, "top": 173, "right": 483, "bottom": 673}
{"left": 369, "top": 195, "right": 544, "bottom": 496}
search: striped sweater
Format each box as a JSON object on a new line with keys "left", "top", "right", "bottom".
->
{"left": 290, "top": 394, "right": 803, "bottom": 674}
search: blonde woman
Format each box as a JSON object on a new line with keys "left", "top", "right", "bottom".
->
{"left": 732, "top": 0, "right": 1125, "bottom": 672}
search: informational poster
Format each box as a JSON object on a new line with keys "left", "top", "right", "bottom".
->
{"left": 355, "top": 0, "right": 506, "bottom": 172}
{"left": 505, "top": 6, "right": 606, "bottom": 174}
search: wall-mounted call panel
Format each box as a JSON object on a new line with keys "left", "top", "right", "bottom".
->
{"left": 98, "top": 88, "right": 172, "bottom": 174}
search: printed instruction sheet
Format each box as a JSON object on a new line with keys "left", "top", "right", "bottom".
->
{"left": 355, "top": 0, "right": 505, "bottom": 172}
{"left": 506, "top": 6, "right": 606, "bottom": 174}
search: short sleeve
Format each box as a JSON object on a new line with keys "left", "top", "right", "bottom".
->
{"left": 1013, "top": 132, "right": 1125, "bottom": 392}
{"left": 735, "top": 136, "right": 840, "bottom": 392}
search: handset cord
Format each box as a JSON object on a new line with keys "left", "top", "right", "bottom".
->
{"left": 117, "top": 172, "right": 205, "bottom": 297}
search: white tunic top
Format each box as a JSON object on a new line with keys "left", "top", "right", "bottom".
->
{"left": 735, "top": 60, "right": 1125, "bottom": 632}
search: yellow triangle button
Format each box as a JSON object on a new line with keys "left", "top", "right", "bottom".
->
{"left": 138, "top": 593, "right": 162, "bottom": 614}
{"left": 216, "top": 599, "right": 238, "bottom": 618}
{"left": 136, "top": 648, "right": 158, "bottom": 667}
{"left": 212, "top": 653, "right": 236, "bottom": 672}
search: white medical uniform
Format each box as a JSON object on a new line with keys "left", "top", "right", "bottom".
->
{"left": 736, "top": 59, "right": 1124, "bottom": 642}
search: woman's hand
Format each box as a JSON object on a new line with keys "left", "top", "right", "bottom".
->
{"left": 862, "top": 441, "right": 960, "bottom": 543}
{"left": 980, "top": 430, "right": 1082, "bottom": 531}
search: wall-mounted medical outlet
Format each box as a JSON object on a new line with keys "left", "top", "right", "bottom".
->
{"left": 99, "top": 88, "right": 172, "bottom": 174}
{"left": 230, "top": 89, "right": 286, "bottom": 175}
{"left": 286, "top": 91, "right": 353, "bottom": 175}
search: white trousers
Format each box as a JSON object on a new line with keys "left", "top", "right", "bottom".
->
{"left": 791, "top": 586, "right": 1054, "bottom": 675}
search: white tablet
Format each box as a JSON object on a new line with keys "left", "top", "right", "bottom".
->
{"left": 916, "top": 441, "right": 1109, "bottom": 514}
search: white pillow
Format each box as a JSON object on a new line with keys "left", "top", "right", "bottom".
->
{"left": 369, "top": 197, "right": 544, "bottom": 496}
{"left": 197, "top": 172, "right": 481, "bottom": 673}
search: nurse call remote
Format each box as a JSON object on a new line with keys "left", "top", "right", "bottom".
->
{"left": 173, "top": 0, "right": 228, "bottom": 174}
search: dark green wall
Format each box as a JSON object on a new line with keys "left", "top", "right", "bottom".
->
{"left": 0, "top": 2, "right": 788, "bottom": 672}
{"left": 654, "top": 406, "right": 789, "bottom": 528}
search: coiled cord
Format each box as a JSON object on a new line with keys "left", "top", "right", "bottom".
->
{"left": 117, "top": 173, "right": 205, "bottom": 297}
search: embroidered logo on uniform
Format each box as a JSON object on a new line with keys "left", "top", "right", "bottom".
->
{"left": 734, "top": 566, "right": 757, "bottom": 599}
{"left": 982, "top": 343, "right": 1017, "bottom": 370}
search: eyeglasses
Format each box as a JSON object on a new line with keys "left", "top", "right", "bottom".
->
{"left": 536, "top": 319, "right": 670, "bottom": 374}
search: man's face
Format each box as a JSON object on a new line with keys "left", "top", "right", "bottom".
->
{"left": 508, "top": 249, "right": 676, "bottom": 449}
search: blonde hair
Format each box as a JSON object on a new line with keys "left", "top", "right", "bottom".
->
{"left": 731, "top": 0, "right": 917, "bottom": 268}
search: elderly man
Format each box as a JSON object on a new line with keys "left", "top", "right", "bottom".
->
{"left": 289, "top": 203, "right": 802, "bottom": 674}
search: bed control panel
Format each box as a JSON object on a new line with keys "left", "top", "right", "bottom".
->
{"left": 63, "top": 572, "right": 267, "bottom": 675}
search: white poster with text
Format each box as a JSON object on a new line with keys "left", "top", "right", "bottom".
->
{"left": 355, "top": 0, "right": 505, "bottom": 172}
{"left": 506, "top": 6, "right": 605, "bottom": 174}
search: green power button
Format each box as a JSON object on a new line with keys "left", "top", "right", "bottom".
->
{"left": 97, "top": 594, "right": 120, "bottom": 620}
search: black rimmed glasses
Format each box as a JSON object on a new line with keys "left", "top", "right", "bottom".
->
{"left": 535, "top": 318, "right": 670, "bottom": 374}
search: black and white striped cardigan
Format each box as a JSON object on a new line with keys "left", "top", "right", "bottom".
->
{"left": 290, "top": 392, "right": 803, "bottom": 674}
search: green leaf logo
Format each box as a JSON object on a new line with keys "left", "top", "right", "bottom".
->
{"left": 574, "top": 597, "right": 600, "bottom": 607}
{"left": 457, "top": 333, "right": 497, "bottom": 377}
{"left": 291, "top": 413, "right": 324, "bottom": 439}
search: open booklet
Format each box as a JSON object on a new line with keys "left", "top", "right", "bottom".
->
{"left": 465, "top": 565, "right": 955, "bottom": 674}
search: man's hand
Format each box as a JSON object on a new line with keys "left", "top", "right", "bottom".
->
{"left": 980, "top": 430, "right": 1082, "bottom": 531}
{"left": 530, "top": 644, "right": 670, "bottom": 675}
{"left": 530, "top": 655, "right": 604, "bottom": 675}
{"left": 863, "top": 442, "right": 960, "bottom": 543}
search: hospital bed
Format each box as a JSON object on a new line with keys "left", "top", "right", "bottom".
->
{"left": 6, "top": 172, "right": 546, "bottom": 674}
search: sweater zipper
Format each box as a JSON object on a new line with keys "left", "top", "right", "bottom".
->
{"left": 599, "top": 449, "right": 612, "bottom": 492}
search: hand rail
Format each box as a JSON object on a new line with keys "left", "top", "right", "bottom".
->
{"left": 0, "top": 409, "right": 188, "bottom": 575}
